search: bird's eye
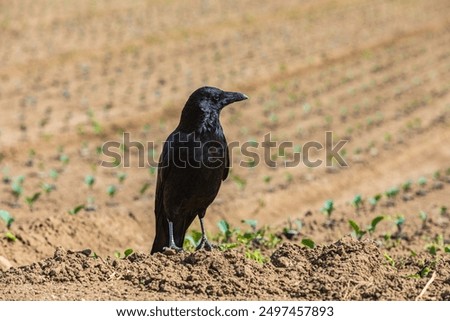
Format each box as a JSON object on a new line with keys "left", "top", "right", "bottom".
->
{"left": 213, "top": 95, "right": 220, "bottom": 102}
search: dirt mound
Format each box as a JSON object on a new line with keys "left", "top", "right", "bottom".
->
{"left": 2, "top": 236, "right": 441, "bottom": 300}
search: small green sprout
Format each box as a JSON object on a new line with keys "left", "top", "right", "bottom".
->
{"left": 367, "top": 216, "right": 384, "bottom": 234}
{"left": 401, "top": 180, "right": 412, "bottom": 192}
{"left": 394, "top": 215, "right": 405, "bottom": 235}
{"left": 263, "top": 175, "right": 271, "bottom": 184}
{"left": 432, "top": 171, "right": 441, "bottom": 180}
{"left": 68, "top": 204, "right": 85, "bottom": 215}
{"left": 241, "top": 219, "right": 258, "bottom": 231}
{"left": 114, "top": 248, "right": 134, "bottom": 259}
{"left": 440, "top": 206, "right": 448, "bottom": 216}
{"left": 349, "top": 216, "right": 384, "bottom": 240}
{"left": 11, "top": 182, "right": 23, "bottom": 200}
{"left": 4, "top": 231, "right": 16, "bottom": 242}
{"left": 417, "top": 177, "right": 427, "bottom": 187}
{"left": 419, "top": 211, "right": 427, "bottom": 228}
{"left": 49, "top": 169, "right": 59, "bottom": 181}
{"left": 282, "top": 218, "right": 302, "bottom": 240}
{"left": 231, "top": 175, "right": 247, "bottom": 190}
{"left": 284, "top": 172, "right": 293, "bottom": 183}
{"left": 321, "top": 199, "right": 334, "bottom": 219}
{"left": 369, "top": 194, "right": 382, "bottom": 208}
{"left": 41, "top": 183, "right": 55, "bottom": 194}
{"left": 59, "top": 154, "right": 70, "bottom": 165}
{"left": 245, "top": 249, "right": 266, "bottom": 264}
{"left": 218, "top": 219, "right": 233, "bottom": 243}
{"left": 25, "top": 192, "right": 41, "bottom": 211}
{"left": 351, "top": 194, "right": 363, "bottom": 210}
{"left": 2, "top": 167, "right": 11, "bottom": 184}
{"left": 84, "top": 175, "right": 95, "bottom": 189}
{"left": 384, "top": 252, "right": 395, "bottom": 267}
{"left": 117, "top": 172, "right": 127, "bottom": 184}
{"left": 301, "top": 238, "right": 316, "bottom": 249}
{"left": 385, "top": 187, "right": 399, "bottom": 199}
{"left": 107, "top": 185, "right": 117, "bottom": 198}
{"left": 0, "top": 210, "right": 14, "bottom": 228}
{"left": 139, "top": 182, "right": 150, "bottom": 196}
{"left": 149, "top": 166, "right": 156, "bottom": 176}
{"left": 349, "top": 220, "right": 366, "bottom": 240}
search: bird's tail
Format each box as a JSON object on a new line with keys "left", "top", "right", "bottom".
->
{"left": 151, "top": 211, "right": 169, "bottom": 254}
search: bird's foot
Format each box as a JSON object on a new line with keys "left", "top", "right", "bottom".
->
{"left": 162, "top": 244, "right": 183, "bottom": 255}
{"left": 196, "top": 238, "right": 214, "bottom": 251}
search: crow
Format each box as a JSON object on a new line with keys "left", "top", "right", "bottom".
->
{"left": 151, "top": 86, "right": 248, "bottom": 254}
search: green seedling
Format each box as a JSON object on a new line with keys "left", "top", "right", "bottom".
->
{"left": 49, "top": 169, "right": 59, "bottom": 180}
{"left": 432, "top": 171, "right": 441, "bottom": 180}
{"left": 68, "top": 204, "right": 85, "bottom": 215}
{"left": 107, "top": 185, "right": 117, "bottom": 198}
{"left": 352, "top": 194, "right": 363, "bottom": 211}
{"left": 184, "top": 230, "right": 203, "bottom": 250}
{"left": 231, "top": 175, "right": 247, "bottom": 190}
{"left": 84, "top": 175, "right": 95, "bottom": 189}
{"left": 148, "top": 166, "right": 156, "bottom": 176}
{"left": 263, "top": 175, "right": 271, "bottom": 184}
{"left": 384, "top": 252, "right": 395, "bottom": 267}
{"left": 394, "top": 215, "right": 405, "bottom": 235}
{"left": 25, "top": 192, "right": 41, "bottom": 211}
{"left": 4, "top": 231, "right": 16, "bottom": 242}
{"left": 402, "top": 180, "right": 412, "bottom": 192}
{"left": 284, "top": 172, "right": 293, "bottom": 183}
{"left": 385, "top": 187, "right": 399, "bottom": 199}
{"left": 368, "top": 216, "right": 384, "bottom": 234}
{"left": 245, "top": 249, "right": 266, "bottom": 264}
{"left": 440, "top": 206, "right": 448, "bottom": 216}
{"left": 117, "top": 172, "right": 127, "bottom": 184}
{"left": 242, "top": 219, "right": 258, "bottom": 231}
{"left": 417, "top": 177, "right": 427, "bottom": 187}
{"left": 41, "top": 183, "right": 56, "bottom": 194}
{"left": 368, "top": 194, "right": 382, "bottom": 208}
{"left": 419, "top": 211, "right": 427, "bottom": 229}
{"left": 218, "top": 243, "right": 239, "bottom": 251}
{"left": 321, "top": 199, "right": 334, "bottom": 220}
{"left": 349, "top": 220, "right": 366, "bottom": 240}
{"left": 426, "top": 244, "right": 438, "bottom": 256}
{"left": 114, "top": 249, "right": 134, "bottom": 259}
{"left": 139, "top": 182, "right": 150, "bottom": 196}
{"left": 218, "top": 219, "right": 234, "bottom": 243}
{"left": 2, "top": 167, "right": 11, "bottom": 184}
{"left": 301, "top": 238, "right": 316, "bottom": 249}
{"left": 0, "top": 210, "right": 14, "bottom": 228}
{"left": 282, "top": 218, "right": 302, "bottom": 240}
{"left": 59, "top": 154, "right": 70, "bottom": 165}
{"left": 11, "top": 179, "right": 24, "bottom": 202}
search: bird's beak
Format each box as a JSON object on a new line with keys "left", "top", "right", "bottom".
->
{"left": 221, "top": 91, "right": 248, "bottom": 108}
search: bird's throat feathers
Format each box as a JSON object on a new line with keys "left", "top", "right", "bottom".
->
{"left": 179, "top": 104, "right": 223, "bottom": 135}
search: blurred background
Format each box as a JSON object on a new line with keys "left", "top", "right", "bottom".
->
{"left": 0, "top": 0, "right": 449, "bottom": 266}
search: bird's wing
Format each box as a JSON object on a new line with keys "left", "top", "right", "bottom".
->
{"left": 151, "top": 137, "right": 172, "bottom": 253}
{"left": 222, "top": 138, "right": 230, "bottom": 181}
{"left": 155, "top": 138, "right": 171, "bottom": 215}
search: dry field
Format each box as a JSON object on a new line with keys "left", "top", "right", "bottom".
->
{"left": 0, "top": 0, "right": 449, "bottom": 300}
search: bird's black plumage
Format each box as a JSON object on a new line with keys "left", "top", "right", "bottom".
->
{"left": 151, "top": 86, "right": 248, "bottom": 254}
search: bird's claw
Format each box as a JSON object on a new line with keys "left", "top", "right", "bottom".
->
{"left": 162, "top": 245, "right": 183, "bottom": 255}
{"left": 196, "top": 238, "right": 214, "bottom": 251}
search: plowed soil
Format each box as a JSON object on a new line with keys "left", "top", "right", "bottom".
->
{"left": 1, "top": 0, "right": 449, "bottom": 300}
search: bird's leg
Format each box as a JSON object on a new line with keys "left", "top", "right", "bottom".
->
{"left": 163, "top": 220, "right": 183, "bottom": 253}
{"left": 196, "top": 216, "right": 213, "bottom": 251}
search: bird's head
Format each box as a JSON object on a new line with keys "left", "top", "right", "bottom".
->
{"left": 187, "top": 86, "right": 248, "bottom": 112}
{"left": 178, "top": 86, "right": 248, "bottom": 133}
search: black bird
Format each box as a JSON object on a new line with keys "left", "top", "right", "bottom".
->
{"left": 151, "top": 86, "right": 248, "bottom": 254}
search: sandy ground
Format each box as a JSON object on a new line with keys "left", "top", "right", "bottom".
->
{"left": 0, "top": 0, "right": 449, "bottom": 300}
